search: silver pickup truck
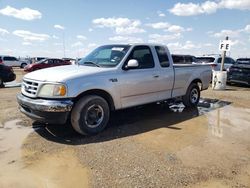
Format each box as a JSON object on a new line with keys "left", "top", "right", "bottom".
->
{"left": 17, "top": 44, "right": 211, "bottom": 135}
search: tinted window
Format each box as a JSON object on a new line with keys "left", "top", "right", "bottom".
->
{"left": 127, "top": 46, "right": 154, "bottom": 69}
{"left": 236, "top": 58, "right": 250, "bottom": 64}
{"left": 155, "top": 46, "right": 169, "bottom": 67}
{"left": 172, "top": 55, "right": 185, "bottom": 64}
{"left": 196, "top": 57, "right": 215, "bottom": 63}
{"left": 3, "top": 56, "right": 17, "bottom": 61}
{"left": 224, "top": 57, "right": 234, "bottom": 64}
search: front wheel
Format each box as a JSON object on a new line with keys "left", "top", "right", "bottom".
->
{"left": 182, "top": 83, "right": 200, "bottom": 107}
{"left": 71, "top": 95, "right": 110, "bottom": 135}
{"left": 20, "top": 63, "right": 27, "bottom": 68}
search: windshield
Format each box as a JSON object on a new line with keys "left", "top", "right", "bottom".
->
{"left": 36, "top": 58, "right": 47, "bottom": 64}
{"left": 79, "top": 45, "right": 130, "bottom": 68}
{"left": 236, "top": 58, "right": 250, "bottom": 65}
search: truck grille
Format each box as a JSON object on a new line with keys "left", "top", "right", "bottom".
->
{"left": 22, "top": 79, "right": 40, "bottom": 98}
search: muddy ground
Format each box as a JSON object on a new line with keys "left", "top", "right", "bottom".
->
{"left": 0, "top": 68, "right": 250, "bottom": 188}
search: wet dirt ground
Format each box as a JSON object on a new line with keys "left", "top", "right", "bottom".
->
{"left": 0, "top": 68, "right": 250, "bottom": 188}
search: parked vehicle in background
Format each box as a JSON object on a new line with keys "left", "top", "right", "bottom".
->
{"left": 0, "top": 64, "right": 16, "bottom": 87}
{"left": 172, "top": 54, "right": 196, "bottom": 64}
{"left": 0, "top": 55, "right": 29, "bottom": 68}
{"left": 62, "top": 58, "right": 76, "bottom": 65}
{"left": 17, "top": 43, "right": 212, "bottom": 135}
{"left": 31, "top": 57, "right": 47, "bottom": 64}
{"left": 227, "top": 58, "right": 250, "bottom": 86}
{"left": 196, "top": 55, "right": 235, "bottom": 71}
{"left": 24, "top": 58, "right": 71, "bottom": 72}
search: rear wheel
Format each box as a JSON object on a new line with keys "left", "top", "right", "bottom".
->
{"left": 71, "top": 95, "right": 110, "bottom": 135}
{"left": 182, "top": 83, "right": 200, "bottom": 107}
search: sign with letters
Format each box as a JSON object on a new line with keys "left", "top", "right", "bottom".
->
{"left": 219, "top": 40, "right": 231, "bottom": 51}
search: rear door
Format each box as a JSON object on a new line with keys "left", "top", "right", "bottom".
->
{"left": 118, "top": 45, "right": 161, "bottom": 108}
{"left": 154, "top": 46, "right": 174, "bottom": 100}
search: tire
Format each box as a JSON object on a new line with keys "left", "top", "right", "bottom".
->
{"left": 20, "top": 63, "right": 27, "bottom": 68}
{"left": 71, "top": 95, "right": 110, "bottom": 135}
{"left": 182, "top": 83, "right": 200, "bottom": 107}
{"left": 0, "top": 77, "right": 4, "bottom": 88}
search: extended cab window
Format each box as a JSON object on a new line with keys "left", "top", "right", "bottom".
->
{"left": 155, "top": 46, "right": 169, "bottom": 67}
{"left": 127, "top": 46, "right": 154, "bottom": 69}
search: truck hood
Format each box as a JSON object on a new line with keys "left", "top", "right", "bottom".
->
{"left": 24, "top": 65, "right": 115, "bottom": 82}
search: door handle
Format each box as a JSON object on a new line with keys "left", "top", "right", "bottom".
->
{"left": 153, "top": 75, "right": 159, "bottom": 78}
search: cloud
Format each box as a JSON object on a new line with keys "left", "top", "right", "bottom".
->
{"left": 167, "top": 25, "right": 185, "bottom": 33}
{"left": 54, "top": 24, "right": 65, "bottom": 30}
{"left": 146, "top": 22, "right": 191, "bottom": 33}
{"left": 22, "top": 42, "right": 32, "bottom": 46}
{"left": 13, "top": 30, "right": 50, "bottom": 41}
{"left": 211, "top": 29, "right": 240, "bottom": 38}
{"left": 54, "top": 43, "right": 63, "bottom": 46}
{"left": 0, "top": 5, "right": 42, "bottom": 20}
{"left": 168, "top": 41, "right": 201, "bottom": 51}
{"left": 146, "top": 22, "right": 170, "bottom": 29}
{"left": 109, "top": 36, "right": 143, "bottom": 43}
{"left": 0, "top": 28, "right": 9, "bottom": 35}
{"left": 148, "top": 33, "right": 181, "bottom": 43}
{"left": 71, "top": 41, "right": 83, "bottom": 48}
{"left": 157, "top": 11, "right": 166, "bottom": 17}
{"left": 77, "top": 35, "right": 87, "bottom": 40}
{"left": 92, "top": 17, "right": 145, "bottom": 35}
{"left": 52, "top": 35, "right": 59, "bottom": 39}
{"left": 169, "top": 0, "right": 250, "bottom": 16}
{"left": 244, "top": 25, "right": 250, "bottom": 33}
{"left": 219, "top": 0, "right": 250, "bottom": 10}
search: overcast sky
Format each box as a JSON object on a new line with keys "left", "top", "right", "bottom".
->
{"left": 0, "top": 0, "right": 250, "bottom": 58}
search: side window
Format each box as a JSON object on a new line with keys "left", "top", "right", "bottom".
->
{"left": 155, "top": 46, "right": 169, "bottom": 67}
{"left": 48, "top": 59, "right": 54, "bottom": 64}
{"left": 127, "top": 46, "right": 154, "bottom": 69}
{"left": 217, "top": 58, "right": 222, "bottom": 63}
{"left": 3, "top": 56, "right": 17, "bottom": 61}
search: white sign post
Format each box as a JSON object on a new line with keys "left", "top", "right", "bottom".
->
{"left": 212, "top": 36, "right": 231, "bottom": 90}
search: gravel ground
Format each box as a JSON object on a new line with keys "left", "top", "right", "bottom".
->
{"left": 0, "top": 68, "right": 249, "bottom": 188}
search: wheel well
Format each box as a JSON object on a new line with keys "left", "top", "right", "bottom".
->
{"left": 191, "top": 79, "right": 202, "bottom": 90}
{"left": 73, "top": 89, "right": 115, "bottom": 111}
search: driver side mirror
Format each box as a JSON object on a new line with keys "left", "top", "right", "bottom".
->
{"left": 124, "top": 59, "right": 139, "bottom": 70}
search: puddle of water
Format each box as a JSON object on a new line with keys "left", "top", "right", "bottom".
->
{"left": 0, "top": 120, "right": 89, "bottom": 188}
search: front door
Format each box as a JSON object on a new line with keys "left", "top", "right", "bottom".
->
{"left": 118, "top": 45, "right": 161, "bottom": 108}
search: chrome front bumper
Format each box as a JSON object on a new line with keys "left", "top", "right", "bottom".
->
{"left": 17, "top": 93, "right": 73, "bottom": 124}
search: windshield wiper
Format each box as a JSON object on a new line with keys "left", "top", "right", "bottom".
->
{"left": 83, "top": 61, "right": 101, "bottom": 67}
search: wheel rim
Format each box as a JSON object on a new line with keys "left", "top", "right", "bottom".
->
{"left": 190, "top": 88, "right": 199, "bottom": 104}
{"left": 84, "top": 104, "right": 104, "bottom": 128}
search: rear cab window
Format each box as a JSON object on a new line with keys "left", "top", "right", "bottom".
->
{"left": 155, "top": 46, "right": 170, "bottom": 67}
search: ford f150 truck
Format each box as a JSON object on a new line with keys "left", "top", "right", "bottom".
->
{"left": 17, "top": 44, "right": 211, "bottom": 135}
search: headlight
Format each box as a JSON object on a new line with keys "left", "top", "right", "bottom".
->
{"left": 38, "top": 84, "right": 67, "bottom": 97}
